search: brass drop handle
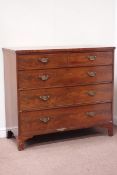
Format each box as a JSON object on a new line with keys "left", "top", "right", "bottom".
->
{"left": 39, "top": 75, "right": 49, "bottom": 81}
{"left": 40, "top": 117, "right": 50, "bottom": 123}
{"left": 38, "top": 58, "right": 48, "bottom": 63}
{"left": 87, "top": 71, "right": 96, "bottom": 77}
{"left": 87, "top": 90, "right": 96, "bottom": 96}
{"left": 39, "top": 95, "right": 50, "bottom": 101}
{"left": 86, "top": 112, "right": 96, "bottom": 117}
{"left": 88, "top": 56, "right": 96, "bottom": 61}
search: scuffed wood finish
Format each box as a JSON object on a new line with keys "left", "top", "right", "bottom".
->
{"left": 18, "top": 66, "right": 112, "bottom": 90}
{"left": 18, "top": 53, "right": 68, "bottom": 70}
{"left": 19, "top": 103, "right": 112, "bottom": 136}
{"left": 19, "top": 84, "right": 112, "bottom": 111}
{"left": 69, "top": 51, "right": 113, "bottom": 66}
{"left": 4, "top": 47, "right": 115, "bottom": 54}
{"left": 17, "top": 51, "right": 113, "bottom": 70}
{"left": 3, "top": 47, "right": 115, "bottom": 150}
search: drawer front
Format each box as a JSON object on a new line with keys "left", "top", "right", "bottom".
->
{"left": 19, "top": 103, "right": 112, "bottom": 135}
{"left": 17, "top": 53, "right": 68, "bottom": 70}
{"left": 18, "top": 66, "right": 112, "bottom": 90}
{"left": 69, "top": 52, "right": 113, "bottom": 66}
{"left": 19, "top": 84, "right": 112, "bottom": 111}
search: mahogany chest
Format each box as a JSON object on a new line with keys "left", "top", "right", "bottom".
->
{"left": 3, "top": 47, "right": 115, "bottom": 150}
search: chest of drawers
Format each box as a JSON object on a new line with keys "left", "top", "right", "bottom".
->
{"left": 3, "top": 47, "right": 115, "bottom": 150}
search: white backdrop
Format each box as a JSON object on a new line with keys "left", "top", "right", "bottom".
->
{"left": 0, "top": 0, "right": 115, "bottom": 137}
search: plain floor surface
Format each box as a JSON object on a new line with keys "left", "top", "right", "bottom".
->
{"left": 0, "top": 127, "right": 117, "bottom": 175}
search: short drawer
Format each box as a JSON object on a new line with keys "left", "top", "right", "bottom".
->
{"left": 17, "top": 53, "right": 68, "bottom": 70}
{"left": 19, "top": 84, "right": 112, "bottom": 111}
{"left": 19, "top": 103, "right": 112, "bottom": 135}
{"left": 18, "top": 66, "right": 112, "bottom": 90}
{"left": 69, "top": 51, "right": 113, "bottom": 66}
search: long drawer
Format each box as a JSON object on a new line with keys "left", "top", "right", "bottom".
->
{"left": 18, "top": 66, "right": 112, "bottom": 89}
{"left": 19, "top": 84, "right": 112, "bottom": 111}
{"left": 19, "top": 103, "right": 112, "bottom": 135}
